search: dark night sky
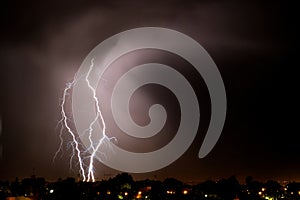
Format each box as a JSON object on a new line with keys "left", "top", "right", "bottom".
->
{"left": 0, "top": 0, "right": 299, "bottom": 182}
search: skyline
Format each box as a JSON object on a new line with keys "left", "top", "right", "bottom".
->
{"left": 0, "top": 0, "right": 298, "bottom": 182}
{"left": 2, "top": 173, "right": 300, "bottom": 200}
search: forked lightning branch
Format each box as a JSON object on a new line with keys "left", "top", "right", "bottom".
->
{"left": 54, "top": 59, "right": 115, "bottom": 182}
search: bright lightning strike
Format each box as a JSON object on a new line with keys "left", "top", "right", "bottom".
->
{"left": 54, "top": 58, "right": 115, "bottom": 182}
{"left": 85, "top": 58, "right": 114, "bottom": 182}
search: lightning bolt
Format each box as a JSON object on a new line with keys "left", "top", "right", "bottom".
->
{"left": 55, "top": 77, "right": 86, "bottom": 181}
{"left": 54, "top": 58, "right": 115, "bottom": 182}
{"left": 85, "top": 58, "right": 114, "bottom": 182}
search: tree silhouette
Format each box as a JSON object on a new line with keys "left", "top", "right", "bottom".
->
{"left": 217, "top": 176, "right": 240, "bottom": 200}
{"left": 264, "top": 180, "right": 282, "bottom": 199}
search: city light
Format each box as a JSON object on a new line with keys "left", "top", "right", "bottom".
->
{"left": 136, "top": 191, "right": 142, "bottom": 199}
{"left": 167, "top": 190, "right": 175, "bottom": 194}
